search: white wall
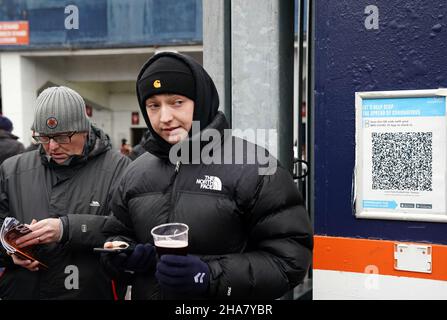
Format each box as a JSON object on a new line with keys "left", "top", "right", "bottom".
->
{"left": 89, "top": 108, "right": 112, "bottom": 140}
{"left": 1, "top": 54, "right": 38, "bottom": 146}
{"left": 109, "top": 93, "right": 146, "bottom": 150}
{"left": 69, "top": 82, "right": 109, "bottom": 109}
{"left": 314, "top": 269, "right": 447, "bottom": 300}
{"left": 33, "top": 54, "right": 149, "bottom": 82}
{"left": 109, "top": 93, "right": 138, "bottom": 111}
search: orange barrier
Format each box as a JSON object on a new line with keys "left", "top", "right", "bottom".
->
{"left": 314, "top": 235, "right": 447, "bottom": 281}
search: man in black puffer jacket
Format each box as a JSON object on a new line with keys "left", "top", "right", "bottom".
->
{"left": 102, "top": 52, "right": 313, "bottom": 300}
{"left": 0, "top": 86, "right": 131, "bottom": 299}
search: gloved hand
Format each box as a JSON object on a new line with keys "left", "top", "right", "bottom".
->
{"left": 155, "top": 254, "right": 210, "bottom": 297}
{"left": 100, "top": 243, "right": 156, "bottom": 279}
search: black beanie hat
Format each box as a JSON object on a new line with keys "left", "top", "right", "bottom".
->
{"left": 0, "top": 115, "right": 13, "bottom": 132}
{"left": 137, "top": 56, "right": 195, "bottom": 103}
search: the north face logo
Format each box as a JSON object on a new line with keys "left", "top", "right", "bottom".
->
{"left": 196, "top": 175, "right": 222, "bottom": 191}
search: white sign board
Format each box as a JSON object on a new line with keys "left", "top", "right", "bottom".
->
{"left": 355, "top": 89, "right": 447, "bottom": 222}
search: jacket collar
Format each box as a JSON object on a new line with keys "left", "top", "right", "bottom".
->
{"left": 0, "top": 129, "right": 19, "bottom": 140}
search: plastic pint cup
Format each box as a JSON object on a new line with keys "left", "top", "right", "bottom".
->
{"left": 150, "top": 223, "right": 189, "bottom": 257}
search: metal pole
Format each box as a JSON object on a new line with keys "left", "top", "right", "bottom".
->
{"left": 297, "top": 0, "right": 306, "bottom": 196}
{"left": 203, "top": 0, "right": 232, "bottom": 122}
{"left": 307, "top": 0, "right": 315, "bottom": 229}
{"left": 231, "top": 0, "right": 295, "bottom": 172}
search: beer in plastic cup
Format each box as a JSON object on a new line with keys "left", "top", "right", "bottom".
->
{"left": 150, "top": 223, "right": 189, "bottom": 257}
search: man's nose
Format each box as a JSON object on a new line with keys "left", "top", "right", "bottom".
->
{"left": 48, "top": 138, "right": 60, "bottom": 150}
{"left": 159, "top": 105, "right": 173, "bottom": 123}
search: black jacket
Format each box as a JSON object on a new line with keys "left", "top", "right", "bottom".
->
{"left": 0, "top": 130, "right": 24, "bottom": 165}
{"left": 0, "top": 126, "right": 131, "bottom": 299}
{"left": 107, "top": 52, "right": 313, "bottom": 300}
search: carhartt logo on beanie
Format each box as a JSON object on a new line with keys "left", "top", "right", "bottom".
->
{"left": 153, "top": 80, "right": 161, "bottom": 88}
{"left": 137, "top": 56, "right": 195, "bottom": 104}
{"left": 31, "top": 86, "right": 91, "bottom": 135}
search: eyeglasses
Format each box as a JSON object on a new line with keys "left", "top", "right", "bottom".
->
{"left": 32, "top": 132, "right": 77, "bottom": 144}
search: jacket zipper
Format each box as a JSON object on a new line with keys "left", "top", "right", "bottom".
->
{"left": 168, "top": 161, "right": 182, "bottom": 221}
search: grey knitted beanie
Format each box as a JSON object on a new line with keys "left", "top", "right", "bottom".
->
{"left": 31, "top": 86, "right": 91, "bottom": 134}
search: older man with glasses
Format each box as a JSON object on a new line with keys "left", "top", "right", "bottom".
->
{"left": 0, "top": 86, "right": 131, "bottom": 299}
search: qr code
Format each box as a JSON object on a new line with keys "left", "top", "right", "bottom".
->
{"left": 371, "top": 132, "right": 432, "bottom": 191}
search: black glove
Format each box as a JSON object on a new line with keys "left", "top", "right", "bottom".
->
{"left": 100, "top": 243, "right": 156, "bottom": 279}
{"left": 155, "top": 254, "right": 210, "bottom": 298}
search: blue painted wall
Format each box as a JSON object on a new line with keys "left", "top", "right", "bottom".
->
{"left": 0, "top": 0, "right": 202, "bottom": 50}
{"left": 314, "top": 1, "right": 447, "bottom": 243}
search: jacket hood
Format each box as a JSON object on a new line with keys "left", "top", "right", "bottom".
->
{"left": 136, "top": 52, "right": 220, "bottom": 159}
{"left": 86, "top": 125, "right": 112, "bottom": 159}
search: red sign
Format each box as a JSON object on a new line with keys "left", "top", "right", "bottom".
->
{"left": 301, "top": 102, "right": 306, "bottom": 118}
{"left": 0, "top": 21, "right": 29, "bottom": 45}
{"left": 85, "top": 105, "right": 93, "bottom": 117}
{"left": 132, "top": 112, "right": 139, "bottom": 125}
